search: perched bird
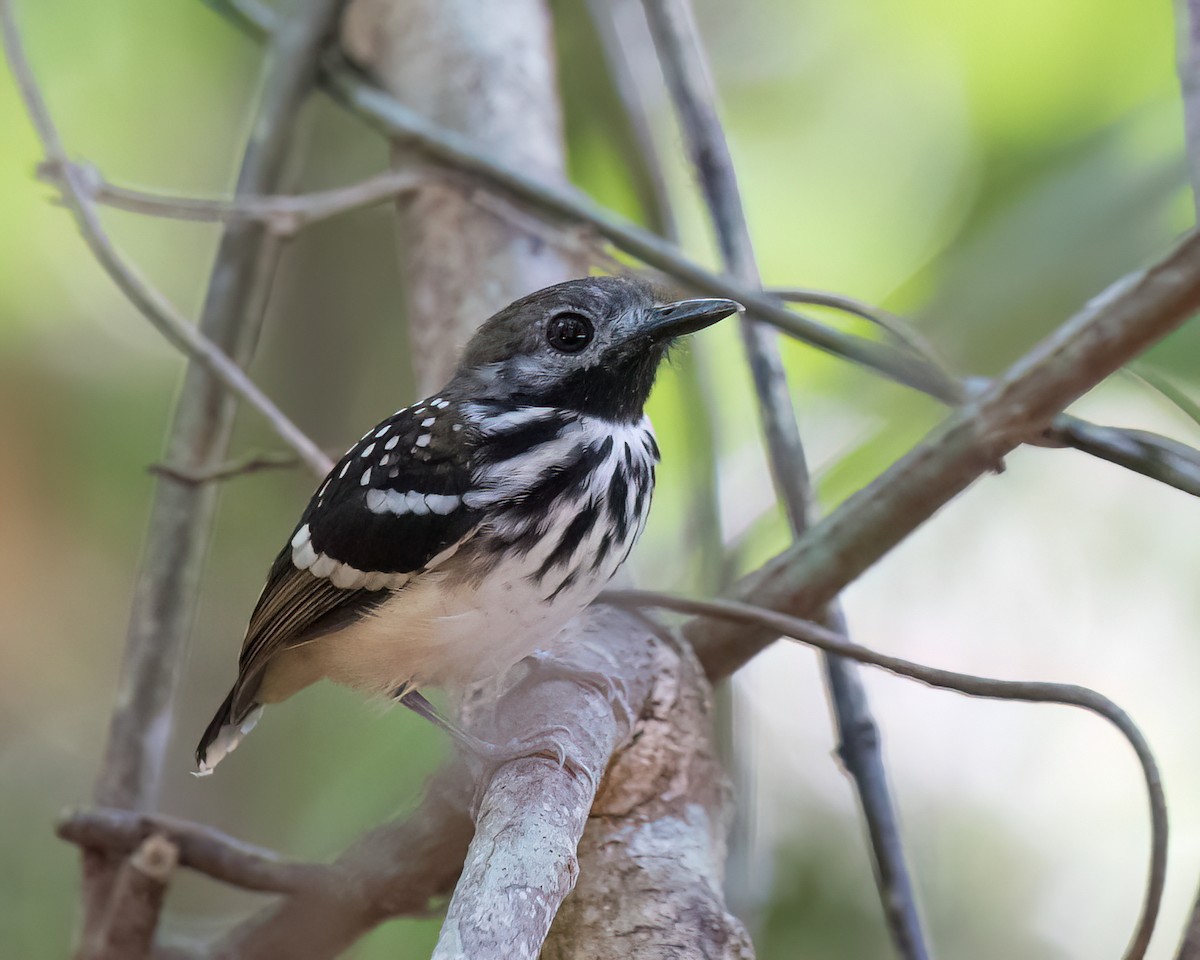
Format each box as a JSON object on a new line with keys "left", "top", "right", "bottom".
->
{"left": 196, "top": 276, "right": 740, "bottom": 774}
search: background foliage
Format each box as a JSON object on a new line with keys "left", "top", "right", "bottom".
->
{"left": 1, "top": 0, "right": 1196, "bottom": 956}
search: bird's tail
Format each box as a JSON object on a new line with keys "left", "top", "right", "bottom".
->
{"left": 194, "top": 688, "right": 262, "bottom": 777}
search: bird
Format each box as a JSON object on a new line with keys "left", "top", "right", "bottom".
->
{"left": 195, "top": 276, "right": 741, "bottom": 774}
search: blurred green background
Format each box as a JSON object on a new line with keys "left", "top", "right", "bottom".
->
{"left": 2, "top": 0, "right": 1198, "bottom": 957}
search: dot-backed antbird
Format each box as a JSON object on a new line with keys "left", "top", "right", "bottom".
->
{"left": 196, "top": 276, "right": 740, "bottom": 774}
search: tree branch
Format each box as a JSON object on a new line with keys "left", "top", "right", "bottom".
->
{"left": 641, "top": 2, "right": 929, "bottom": 955}
{"left": 57, "top": 808, "right": 337, "bottom": 898}
{"left": 85, "top": 835, "right": 178, "bottom": 960}
{"left": 206, "top": 766, "right": 474, "bottom": 959}
{"left": 690, "top": 231, "right": 1200, "bottom": 676}
{"left": 38, "top": 158, "right": 422, "bottom": 235}
{"left": 604, "top": 589, "right": 1167, "bottom": 960}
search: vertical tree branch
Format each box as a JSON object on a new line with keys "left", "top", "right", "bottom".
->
{"left": 641, "top": 1, "right": 930, "bottom": 955}
{"left": 89, "top": 835, "right": 179, "bottom": 960}
{"left": 77, "top": 0, "right": 343, "bottom": 940}
{"left": 341, "top": 0, "right": 584, "bottom": 393}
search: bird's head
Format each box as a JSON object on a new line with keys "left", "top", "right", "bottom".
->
{"left": 452, "top": 276, "right": 741, "bottom": 422}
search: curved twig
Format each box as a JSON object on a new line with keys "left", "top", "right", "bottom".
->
{"left": 601, "top": 588, "right": 1168, "bottom": 960}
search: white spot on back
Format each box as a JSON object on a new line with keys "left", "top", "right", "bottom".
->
{"left": 360, "top": 468, "right": 372, "bottom": 486}
{"left": 385, "top": 436, "right": 400, "bottom": 450}
{"left": 421, "top": 417, "right": 436, "bottom": 427}
{"left": 415, "top": 434, "right": 431, "bottom": 448}
{"left": 375, "top": 426, "right": 390, "bottom": 438}
{"left": 360, "top": 442, "right": 376, "bottom": 458}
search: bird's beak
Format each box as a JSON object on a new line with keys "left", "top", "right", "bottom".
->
{"left": 644, "top": 298, "right": 742, "bottom": 341}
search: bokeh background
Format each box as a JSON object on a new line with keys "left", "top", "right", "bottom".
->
{"left": 2, "top": 0, "right": 1198, "bottom": 956}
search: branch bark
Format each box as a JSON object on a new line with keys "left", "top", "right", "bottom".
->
{"left": 88, "top": 835, "right": 178, "bottom": 960}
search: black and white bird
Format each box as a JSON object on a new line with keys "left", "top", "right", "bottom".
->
{"left": 196, "top": 276, "right": 740, "bottom": 774}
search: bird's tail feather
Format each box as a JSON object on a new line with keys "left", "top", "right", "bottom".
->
{"left": 194, "top": 688, "right": 262, "bottom": 776}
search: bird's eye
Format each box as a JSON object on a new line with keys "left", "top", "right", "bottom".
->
{"left": 546, "top": 312, "right": 594, "bottom": 353}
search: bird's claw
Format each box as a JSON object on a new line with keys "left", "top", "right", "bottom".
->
{"left": 519, "top": 652, "right": 637, "bottom": 732}
{"left": 464, "top": 724, "right": 598, "bottom": 813}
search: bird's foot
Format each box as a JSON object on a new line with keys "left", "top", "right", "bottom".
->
{"left": 395, "top": 689, "right": 595, "bottom": 795}
{"left": 517, "top": 651, "right": 637, "bottom": 732}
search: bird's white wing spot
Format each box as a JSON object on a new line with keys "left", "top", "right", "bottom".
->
{"left": 385, "top": 436, "right": 400, "bottom": 451}
{"left": 329, "top": 563, "right": 362, "bottom": 589}
{"left": 406, "top": 491, "right": 431, "bottom": 516}
{"left": 415, "top": 434, "right": 432, "bottom": 448}
{"left": 425, "top": 493, "right": 461, "bottom": 515}
{"left": 375, "top": 425, "right": 390, "bottom": 439}
{"left": 421, "top": 416, "right": 436, "bottom": 427}
{"left": 338, "top": 461, "right": 351, "bottom": 478}
{"left": 360, "top": 468, "right": 372, "bottom": 486}
{"left": 310, "top": 554, "right": 336, "bottom": 578}
{"left": 365, "top": 489, "right": 388, "bottom": 513}
{"left": 360, "top": 442, "right": 376, "bottom": 458}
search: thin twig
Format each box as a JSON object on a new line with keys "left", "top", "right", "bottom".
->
{"left": 1052, "top": 420, "right": 1200, "bottom": 498}
{"left": 38, "top": 158, "right": 422, "bottom": 236}
{"left": 770, "top": 285, "right": 953, "bottom": 383}
{"left": 1128, "top": 365, "right": 1200, "bottom": 429}
{"left": 58, "top": 808, "right": 339, "bottom": 897}
{"left": 602, "top": 588, "right": 1167, "bottom": 960}
{"left": 148, "top": 451, "right": 303, "bottom": 485}
{"left": 583, "top": 0, "right": 680, "bottom": 243}
{"left": 0, "top": 2, "right": 330, "bottom": 477}
{"left": 641, "top": 3, "right": 930, "bottom": 956}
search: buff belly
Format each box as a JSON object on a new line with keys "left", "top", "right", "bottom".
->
{"left": 258, "top": 552, "right": 603, "bottom": 703}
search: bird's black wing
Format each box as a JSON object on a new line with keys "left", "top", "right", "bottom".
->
{"left": 226, "top": 398, "right": 483, "bottom": 718}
